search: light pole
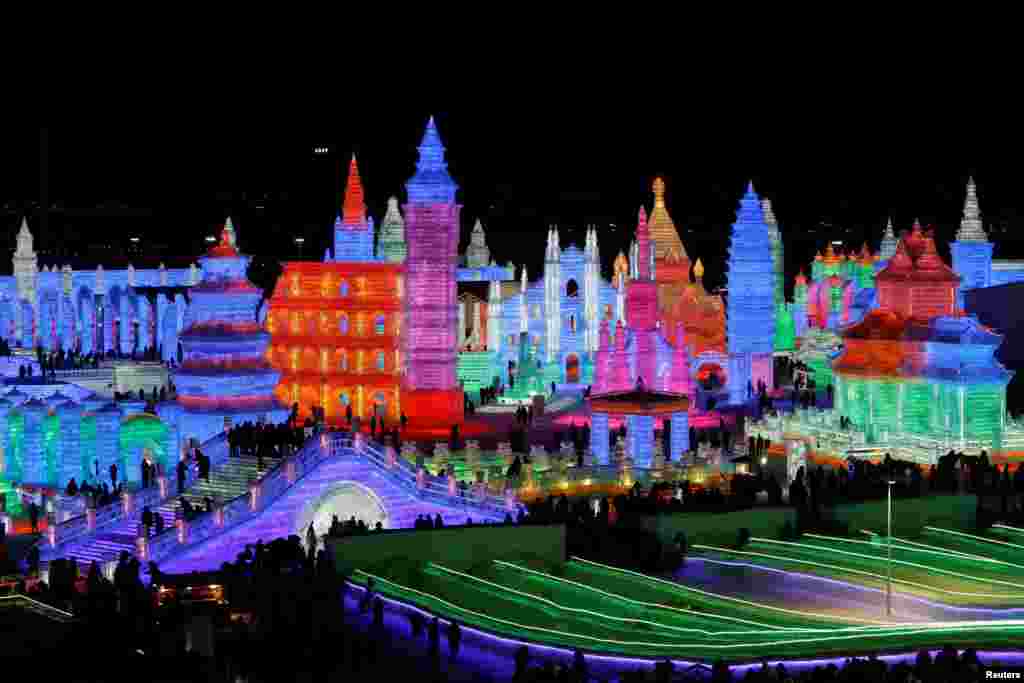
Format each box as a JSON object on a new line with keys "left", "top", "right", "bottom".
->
{"left": 295, "top": 236, "right": 305, "bottom": 260}
{"left": 887, "top": 478, "right": 895, "bottom": 617}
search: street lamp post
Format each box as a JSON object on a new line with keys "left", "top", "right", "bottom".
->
{"left": 295, "top": 237, "right": 305, "bottom": 260}
{"left": 887, "top": 478, "right": 895, "bottom": 617}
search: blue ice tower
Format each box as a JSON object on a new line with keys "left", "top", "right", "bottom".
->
{"left": 725, "top": 183, "right": 776, "bottom": 405}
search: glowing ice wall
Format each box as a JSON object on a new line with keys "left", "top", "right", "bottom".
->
{"left": 401, "top": 118, "right": 463, "bottom": 424}
{"left": 774, "top": 303, "right": 795, "bottom": 352}
{"left": 6, "top": 409, "right": 23, "bottom": 483}
{"left": 95, "top": 403, "right": 121, "bottom": 485}
{"left": 59, "top": 403, "right": 82, "bottom": 483}
{"left": 590, "top": 411, "right": 609, "bottom": 465}
{"left": 21, "top": 399, "right": 46, "bottom": 484}
{"left": 726, "top": 184, "right": 775, "bottom": 403}
{"left": 670, "top": 411, "right": 689, "bottom": 460}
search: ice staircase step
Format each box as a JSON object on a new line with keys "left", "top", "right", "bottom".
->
{"left": 43, "top": 452, "right": 269, "bottom": 569}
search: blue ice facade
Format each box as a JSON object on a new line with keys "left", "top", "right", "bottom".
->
{"left": 725, "top": 185, "right": 775, "bottom": 404}
{"left": 951, "top": 242, "right": 1024, "bottom": 312}
{"left": 332, "top": 215, "right": 377, "bottom": 263}
{"left": 496, "top": 244, "right": 619, "bottom": 387}
{"left": 0, "top": 267, "right": 196, "bottom": 360}
{"left": 457, "top": 265, "right": 515, "bottom": 281}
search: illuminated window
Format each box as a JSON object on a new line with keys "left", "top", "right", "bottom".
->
{"left": 569, "top": 314, "right": 576, "bottom": 333}
{"left": 339, "top": 392, "right": 350, "bottom": 406}
{"left": 339, "top": 281, "right": 349, "bottom": 297}
{"left": 566, "top": 279, "right": 578, "bottom": 298}
{"left": 339, "top": 352, "right": 348, "bottom": 372}
{"left": 376, "top": 351, "right": 385, "bottom": 371}
{"left": 375, "top": 314, "right": 386, "bottom": 335}
{"left": 604, "top": 304, "right": 613, "bottom": 320}
{"left": 339, "top": 315, "right": 349, "bottom": 335}
{"left": 508, "top": 334, "right": 515, "bottom": 346}
{"left": 291, "top": 275, "right": 300, "bottom": 296}
{"left": 532, "top": 305, "right": 541, "bottom": 320}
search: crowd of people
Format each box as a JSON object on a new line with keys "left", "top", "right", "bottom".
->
{"left": 227, "top": 420, "right": 306, "bottom": 471}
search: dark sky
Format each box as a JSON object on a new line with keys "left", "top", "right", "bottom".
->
{"left": 3, "top": 108, "right": 1023, "bottom": 298}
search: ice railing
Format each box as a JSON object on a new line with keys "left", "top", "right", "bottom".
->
{"left": 360, "top": 440, "right": 512, "bottom": 518}
{"left": 33, "top": 434, "right": 226, "bottom": 568}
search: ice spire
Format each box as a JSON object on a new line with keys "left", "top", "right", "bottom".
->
{"left": 341, "top": 155, "right": 367, "bottom": 226}
{"left": 957, "top": 177, "right": 988, "bottom": 242}
{"left": 880, "top": 217, "right": 898, "bottom": 260}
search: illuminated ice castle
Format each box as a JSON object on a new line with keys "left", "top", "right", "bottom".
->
{"left": 1, "top": 218, "right": 197, "bottom": 359}
{"left": 752, "top": 225, "right": 1018, "bottom": 467}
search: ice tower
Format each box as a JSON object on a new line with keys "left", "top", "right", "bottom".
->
{"left": 333, "top": 156, "right": 375, "bottom": 262}
{"left": 726, "top": 183, "right": 775, "bottom": 403}
{"left": 175, "top": 222, "right": 286, "bottom": 444}
{"left": 376, "top": 197, "right": 407, "bottom": 262}
{"left": 401, "top": 118, "right": 464, "bottom": 426}
{"left": 950, "top": 177, "right": 992, "bottom": 310}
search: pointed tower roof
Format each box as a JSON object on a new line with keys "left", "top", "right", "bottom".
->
{"left": 904, "top": 219, "right": 926, "bottom": 259}
{"left": 208, "top": 220, "right": 240, "bottom": 258}
{"left": 732, "top": 181, "right": 767, "bottom": 228}
{"left": 822, "top": 243, "right": 839, "bottom": 264}
{"left": 913, "top": 233, "right": 960, "bottom": 282}
{"left": 795, "top": 268, "right": 807, "bottom": 286}
{"left": 342, "top": 155, "right": 367, "bottom": 226}
{"left": 860, "top": 242, "right": 873, "bottom": 263}
{"left": 637, "top": 205, "right": 652, "bottom": 281}
{"left": 877, "top": 238, "right": 914, "bottom": 279}
{"left": 957, "top": 177, "right": 987, "bottom": 242}
{"left": 880, "top": 217, "right": 898, "bottom": 260}
{"left": 693, "top": 257, "right": 704, "bottom": 280}
{"left": 613, "top": 251, "right": 629, "bottom": 284}
{"left": 406, "top": 116, "right": 457, "bottom": 204}
{"left": 224, "top": 216, "right": 238, "bottom": 248}
{"left": 648, "top": 177, "right": 687, "bottom": 262}
{"left": 382, "top": 197, "right": 403, "bottom": 226}
{"left": 14, "top": 217, "right": 34, "bottom": 257}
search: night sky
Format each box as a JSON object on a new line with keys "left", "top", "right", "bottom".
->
{"left": 3, "top": 115, "right": 1022, "bottom": 301}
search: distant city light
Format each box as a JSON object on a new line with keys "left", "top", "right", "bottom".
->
{"left": 129, "top": 237, "right": 140, "bottom": 243}
{"left": 205, "top": 236, "right": 216, "bottom": 243}
{"left": 313, "top": 146, "right": 329, "bottom": 155}
{"left": 294, "top": 237, "right": 305, "bottom": 244}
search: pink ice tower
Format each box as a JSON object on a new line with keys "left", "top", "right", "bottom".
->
{"left": 400, "top": 117, "right": 465, "bottom": 426}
